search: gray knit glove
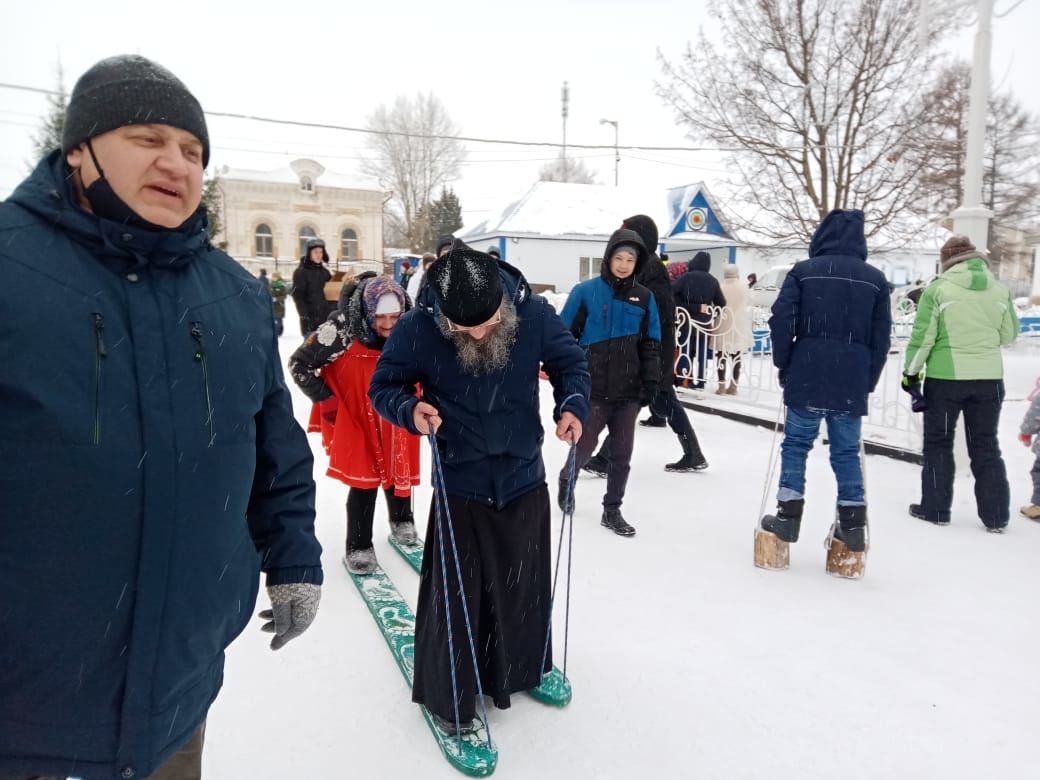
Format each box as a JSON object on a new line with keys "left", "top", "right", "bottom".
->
{"left": 258, "top": 583, "right": 321, "bottom": 651}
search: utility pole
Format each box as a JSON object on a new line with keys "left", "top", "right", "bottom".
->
{"left": 600, "top": 118, "right": 619, "bottom": 186}
{"left": 561, "top": 81, "right": 570, "bottom": 168}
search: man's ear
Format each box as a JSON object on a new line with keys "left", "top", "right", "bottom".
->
{"left": 66, "top": 145, "right": 84, "bottom": 170}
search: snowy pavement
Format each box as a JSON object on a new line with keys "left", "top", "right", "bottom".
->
{"left": 206, "top": 319, "right": 1039, "bottom": 779}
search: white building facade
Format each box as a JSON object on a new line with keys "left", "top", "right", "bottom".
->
{"left": 214, "top": 158, "right": 386, "bottom": 274}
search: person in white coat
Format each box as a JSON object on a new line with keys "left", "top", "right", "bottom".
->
{"left": 407, "top": 252, "right": 436, "bottom": 301}
{"left": 717, "top": 264, "right": 755, "bottom": 394}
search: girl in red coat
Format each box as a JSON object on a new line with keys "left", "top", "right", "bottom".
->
{"left": 290, "top": 274, "right": 420, "bottom": 573}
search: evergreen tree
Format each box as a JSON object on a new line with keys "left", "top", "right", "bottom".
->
{"left": 32, "top": 64, "right": 68, "bottom": 160}
{"left": 200, "top": 177, "right": 224, "bottom": 245}
{"left": 428, "top": 187, "right": 464, "bottom": 237}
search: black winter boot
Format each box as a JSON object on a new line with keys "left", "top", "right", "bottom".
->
{"left": 601, "top": 508, "right": 635, "bottom": 537}
{"left": 834, "top": 505, "right": 868, "bottom": 552}
{"left": 909, "top": 503, "right": 951, "bottom": 525}
{"left": 761, "top": 499, "right": 804, "bottom": 543}
{"left": 665, "top": 433, "right": 708, "bottom": 472}
{"left": 639, "top": 415, "right": 667, "bottom": 428}
{"left": 385, "top": 489, "right": 419, "bottom": 546}
{"left": 582, "top": 453, "right": 609, "bottom": 477}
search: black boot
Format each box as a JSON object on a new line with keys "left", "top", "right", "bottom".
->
{"left": 909, "top": 503, "right": 951, "bottom": 525}
{"left": 834, "top": 505, "right": 868, "bottom": 553}
{"left": 761, "top": 499, "right": 804, "bottom": 543}
{"left": 639, "top": 415, "right": 667, "bottom": 428}
{"left": 664, "top": 433, "right": 708, "bottom": 472}
{"left": 582, "top": 453, "right": 609, "bottom": 477}
{"left": 601, "top": 508, "right": 635, "bottom": 537}
{"left": 385, "top": 489, "right": 419, "bottom": 546}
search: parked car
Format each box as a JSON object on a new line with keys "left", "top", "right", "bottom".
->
{"left": 751, "top": 264, "right": 794, "bottom": 309}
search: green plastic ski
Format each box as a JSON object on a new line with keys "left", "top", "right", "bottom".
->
{"left": 345, "top": 560, "right": 498, "bottom": 777}
{"left": 387, "top": 534, "right": 573, "bottom": 708}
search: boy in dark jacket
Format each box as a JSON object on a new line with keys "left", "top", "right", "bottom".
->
{"left": 584, "top": 215, "right": 708, "bottom": 474}
{"left": 560, "top": 228, "right": 662, "bottom": 536}
{"left": 762, "top": 209, "right": 891, "bottom": 554}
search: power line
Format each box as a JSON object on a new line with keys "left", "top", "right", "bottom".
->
{"left": 0, "top": 80, "right": 716, "bottom": 153}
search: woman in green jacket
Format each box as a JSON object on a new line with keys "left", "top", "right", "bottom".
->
{"left": 902, "top": 236, "right": 1019, "bottom": 531}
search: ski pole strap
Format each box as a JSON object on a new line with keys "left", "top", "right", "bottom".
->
{"left": 540, "top": 442, "right": 577, "bottom": 682}
{"left": 427, "top": 431, "right": 493, "bottom": 745}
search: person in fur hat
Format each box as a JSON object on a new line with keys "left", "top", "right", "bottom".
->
{"left": 368, "top": 243, "right": 589, "bottom": 734}
{"left": 290, "top": 275, "right": 421, "bottom": 573}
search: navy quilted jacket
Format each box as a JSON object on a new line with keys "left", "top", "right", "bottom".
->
{"left": 0, "top": 153, "right": 321, "bottom": 779}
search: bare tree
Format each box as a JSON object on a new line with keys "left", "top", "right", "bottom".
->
{"left": 361, "top": 93, "right": 465, "bottom": 253}
{"left": 911, "top": 62, "right": 1040, "bottom": 264}
{"left": 538, "top": 154, "right": 598, "bottom": 184}
{"left": 657, "top": 0, "right": 947, "bottom": 243}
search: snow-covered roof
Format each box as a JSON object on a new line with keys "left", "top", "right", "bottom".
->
{"left": 218, "top": 158, "right": 383, "bottom": 193}
{"left": 462, "top": 180, "right": 739, "bottom": 245}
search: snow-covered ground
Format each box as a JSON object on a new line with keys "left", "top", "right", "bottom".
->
{"left": 206, "top": 307, "right": 1039, "bottom": 779}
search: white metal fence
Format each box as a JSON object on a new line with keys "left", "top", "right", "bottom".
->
{"left": 673, "top": 303, "right": 924, "bottom": 453}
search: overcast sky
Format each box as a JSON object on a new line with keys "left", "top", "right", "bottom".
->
{"left": 2, "top": 0, "right": 1037, "bottom": 231}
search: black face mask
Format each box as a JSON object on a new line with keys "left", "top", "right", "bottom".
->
{"left": 81, "top": 140, "right": 166, "bottom": 231}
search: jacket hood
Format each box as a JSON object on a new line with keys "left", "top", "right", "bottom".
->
{"left": 602, "top": 228, "right": 648, "bottom": 280}
{"left": 7, "top": 151, "right": 210, "bottom": 273}
{"left": 621, "top": 214, "right": 659, "bottom": 255}
{"left": 942, "top": 257, "right": 994, "bottom": 292}
{"left": 809, "top": 209, "right": 867, "bottom": 260}
{"left": 687, "top": 251, "right": 711, "bottom": 273}
{"left": 415, "top": 258, "right": 530, "bottom": 318}
{"left": 636, "top": 250, "right": 668, "bottom": 287}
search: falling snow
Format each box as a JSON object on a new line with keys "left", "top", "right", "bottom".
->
{"left": 203, "top": 301, "right": 1040, "bottom": 779}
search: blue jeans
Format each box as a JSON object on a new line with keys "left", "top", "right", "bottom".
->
{"left": 777, "top": 407, "right": 864, "bottom": 506}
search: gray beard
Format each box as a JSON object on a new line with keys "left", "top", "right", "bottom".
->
{"left": 439, "top": 300, "right": 519, "bottom": 376}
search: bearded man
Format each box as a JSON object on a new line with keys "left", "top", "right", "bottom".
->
{"left": 369, "top": 244, "right": 590, "bottom": 733}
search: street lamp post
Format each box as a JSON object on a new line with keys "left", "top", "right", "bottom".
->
{"left": 600, "top": 118, "right": 619, "bottom": 187}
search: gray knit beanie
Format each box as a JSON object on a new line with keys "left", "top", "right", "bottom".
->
{"left": 62, "top": 55, "right": 210, "bottom": 166}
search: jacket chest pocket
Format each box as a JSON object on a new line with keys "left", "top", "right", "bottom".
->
{"left": 178, "top": 317, "right": 268, "bottom": 447}
{"left": 0, "top": 304, "right": 120, "bottom": 446}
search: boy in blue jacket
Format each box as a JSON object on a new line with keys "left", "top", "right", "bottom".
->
{"left": 559, "top": 229, "right": 662, "bottom": 536}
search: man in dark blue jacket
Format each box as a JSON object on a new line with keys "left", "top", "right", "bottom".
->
{"left": 369, "top": 244, "right": 589, "bottom": 733}
{"left": 762, "top": 209, "right": 891, "bottom": 554}
{"left": 0, "top": 55, "right": 322, "bottom": 780}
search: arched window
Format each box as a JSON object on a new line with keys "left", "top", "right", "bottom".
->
{"left": 298, "top": 225, "right": 318, "bottom": 258}
{"left": 300, "top": 175, "right": 314, "bottom": 193}
{"left": 254, "top": 223, "right": 273, "bottom": 257}
{"left": 341, "top": 228, "right": 359, "bottom": 261}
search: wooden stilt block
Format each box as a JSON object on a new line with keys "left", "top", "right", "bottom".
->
{"left": 825, "top": 533, "right": 866, "bottom": 579}
{"left": 754, "top": 527, "right": 789, "bottom": 570}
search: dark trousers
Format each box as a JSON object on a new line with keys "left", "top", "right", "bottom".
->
{"left": 346, "top": 487, "right": 411, "bottom": 552}
{"left": 921, "top": 378, "right": 1010, "bottom": 527}
{"left": 570, "top": 399, "right": 640, "bottom": 510}
{"left": 0, "top": 722, "right": 205, "bottom": 780}
{"left": 598, "top": 388, "right": 702, "bottom": 459}
{"left": 274, "top": 317, "right": 284, "bottom": 337}
{"left": 1032, "top": 457, "right": 1040, "bottom": 505}
{"left": 412, "top": 485, "right": 551, "bottom": 722}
